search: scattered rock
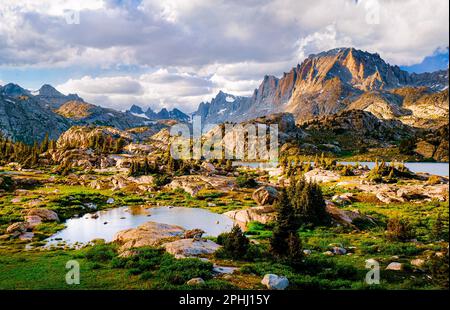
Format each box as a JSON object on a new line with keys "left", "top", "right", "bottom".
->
{"left": 325, "top": 202, "right": 375, "bottom": 227}
{"left": 19, "top": 232, "right": 34, "bottom": 240}
{"left": 386, "top": 262, "right": 403, "bottom": 271}
{"left": 84, "top": 203, "right": 97, "bottom": 210}
{"left": 411, "top": 258, "right": 425, "bottom": 267}
{"left": 303, "top": 169, "right": 340, "bottom": 183}
{"left": 303, "top": 249, "right": 312, "bottom": 255}
{"left": 24, "top": 215, "right": 43, "bottom": 228}
{"left": 252, "top": 186, "right": 279, "bottom": 205}
{"left": 6, "top": 222, "right": 30, "bottom": 234}
{"left": 201, "top": 162, "right": 216, "bottom": 173}
{"left": 213, "top": 265, "right": 239, "bottom": 274}
{"left": 332, "top": 247, "right": 347, "bottom": 255}
{"left": 163, "top": 239, "right": 221, "bottom": 258}
{"left": 106, "top": 198, "right": 115, "bottom": 204}
{"left": 332, "top": 193, "right": 354, "bottom": 205}
{"left": 323, "top": 251, "right": 334, "bottom": 256}
{"left": 186, "top": 278, "right": 205, "bottom": 286}
{"left": 261, "top": 274, "right": 289, "bottom": 290}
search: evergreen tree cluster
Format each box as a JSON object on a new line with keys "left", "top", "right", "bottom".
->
{"left": 367, "top": 159, "right": 411, "bottom": 183}
{"left": 270, "top": 178, "right": 329, "bottom": 262}
{"left": 0, "top": 133, "right": 55, "bottom": 168}
{"left": 216, "top": 226, "right": 250, "bottom": 260}
{"left": 88, "top": 134, "right": 125, "bottom": 155}
{"left": 129, "top": 158, "right": 159, "bottom": 177}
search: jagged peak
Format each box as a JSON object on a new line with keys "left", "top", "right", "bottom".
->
{"left": 38, "top": 84, "right": 63, "bottom": 96}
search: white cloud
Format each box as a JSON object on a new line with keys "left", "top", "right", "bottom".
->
{"left": 57, "top": 69, "right": 216, "bottom": 112}
{"left": 1, "top": 0, "right": 449, "bottom": 112}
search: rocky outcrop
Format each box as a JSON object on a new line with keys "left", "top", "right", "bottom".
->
{"left": 163, "top": 239, "right": 221, "bottom": 258}
{"left": 325, "top": 202, "right": 376, "bottom": 228}
{"left": 114, "top": 221, "right": 185, "bottom": 251}
{"left": 167, "top": 175, "right": 236, "bottom": 196}
{"left": 303, "top": 169, "right": 340, "bottom": 183}
{"left": 252, "top": 186, "right": 279, "bottom": 205}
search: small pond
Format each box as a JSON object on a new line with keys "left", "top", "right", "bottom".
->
{"left": 45, "top": 206, "right": 234, "bottom": 246}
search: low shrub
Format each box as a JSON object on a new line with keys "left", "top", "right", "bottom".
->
{"left": 85, "top": 244, "right": 117, "bottom": 262}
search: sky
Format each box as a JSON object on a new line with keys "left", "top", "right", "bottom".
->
{"left": 0, "top": 0, "right": 448, "bottom": 113}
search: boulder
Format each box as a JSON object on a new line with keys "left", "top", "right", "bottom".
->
{"left": 332, "top": 193, "right": 354, "bottom": 205}
{"left": 201, "top": 162, "right": 216, "bottom": 173}
{"left": 385, "top": 262, "right": 403, "bottom": 271}
{"left": 19, "top": 232, "right": 34, "bottom": 240}
{"left": 213, "top": 265, "right": 239, "bottom": 274}
{"left": 186, "top": 278, "right": 205, "bottom": 286}
{"left": 26, "top": 209, "right": 59, "bottom": 222}
{"left": 114, "top": 221, "right": 185, "bottom": 251}
{"left": 325, "top": 202, "right": 375, "bottom": 227}
{"left": 252, "top": 186, "right": 279, "bottom": 205}
{"left": 224, "top": 206, "right": 276, "bottom": 225}
{"left": 261, "top": 274, "right": 289, "bottom": 290}
{"left": 184, "top": 229, "right": 205, "bottom": 240}
{"left": 332, "top": 246, "right": 347, "bottom": 255}
{"left": 6, "top": 222, "right": 30, "bottom": 234}
{"left": 24, "top": 215, "right": 43, "bottom": 228}
{"left": 410, "top": 258, "right": 425, "bottom": 268}
{"left": 163, "top": 239, "right": 221, "bottom": 258}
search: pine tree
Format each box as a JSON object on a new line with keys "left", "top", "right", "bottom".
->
{"left": 270, "top": 188, "right": 298, "bottom": 258}
{"left": 40, "top": 133, "right": 49, "bottom": 153}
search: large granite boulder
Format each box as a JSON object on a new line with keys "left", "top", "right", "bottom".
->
{"left": 26, "top": 209, "right": 59, "bottom": 222}
{"left": 114, "top": 221, "right": 184, "bottom": 251}
{"left": 252, "top": 186, "right": 279, "bottom": 206}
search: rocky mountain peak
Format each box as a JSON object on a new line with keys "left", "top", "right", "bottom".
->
{"left": 0, "top": 83, "right": 31, "bottom": 98}
{"left": 129, "top": 104, "right": 144, "bottom": 114}
{"left": 38, "top": 84, "right": 63, "bottom": 97}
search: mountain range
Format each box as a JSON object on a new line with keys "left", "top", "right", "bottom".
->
{"left": 0, "top": 84, "right": 149, "bottom": 143}
{"left": 194, "top": 47, "right": 448, "bottom": 128}
{"left": 127, "top": 105, "right": 190, "bottom": 123}
{"left": 1, "top": 47, "right": 448, "bottom": 144}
